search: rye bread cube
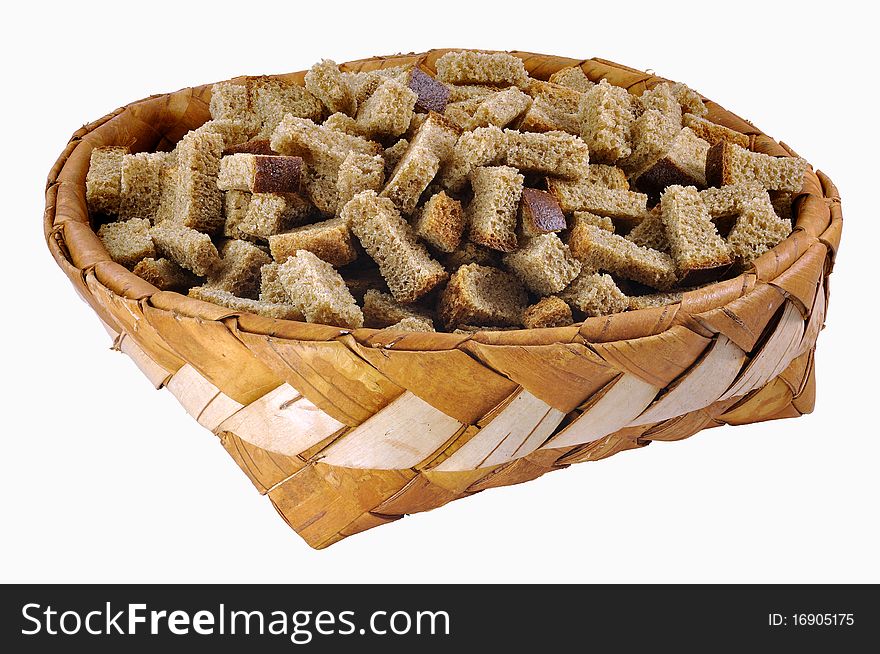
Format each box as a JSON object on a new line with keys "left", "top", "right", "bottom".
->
{"left": 412, "top": 191, "right": 465, "bottom": 253}
{"left": 438, "top": 263, "right": 528, "bottom": 329}
{"left": 504, "top": 233, "right": 582, "bottom": 296}
{"left": 207, "top": 239, "right": 273, "bottom": 298}
{"left": 277, "top": 250, "right": 364, "bottom": 328}
{"left": 522, "top": 296, "right": 574, "bottom": 329}
{"left": 467, "top": 165, "right": 524, "bottom": 252}
{"left": 407, "top": 67, "right": 451, "bottom": 113}
{"left": 559, "top": 271, "right": 628, "bottom": 317}
{"left": 133, "top": 257, "right": 199, "bottom": 292}
{"left": 269, "top": 217, "right": 357, "bottom": 267}
{"left": 342, "top": 190, "right": 448, "bottom": 303}
{"left": 86, "top": 146, "right": 128, "bottom": 216}
{"left": 706, "top": 141, "right": 807, "bottom": 192}
{"left": 98, "top": 218, "right": 156, "bottom": 268}
{"left": 217, "top": 153, "right": 302, "bottom": 193}
{"left": 150, "top": 222, "right": 221, "bottom": 276}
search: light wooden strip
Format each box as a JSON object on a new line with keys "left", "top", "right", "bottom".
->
{"left": 165, "top": 364, "right": 222, "bottom": 420}
{"left": 798, "top": 275, "right": 825, "bottom": 357}
{"left": 720, "top": 301, "right": 805, "bottom": 400}
{"left": 321, "top": 391, "right": 463, "bottom": 469}
{"left": 629, "top": 336, "right": 747, "bottom": 427}
{"left": 434, "top": 390, "right": 565, "bottom": 472}
{"left": 118, "top": 333, "right": 174, "bottom": 389}
{"left": 541, "top": 374, "right": 660, "bottom": 450}
{"left": 218, "top": 383, "right": 346, "bottom": 457}
{"left": 198, "top": 393, "right": 244, "bottom": 432}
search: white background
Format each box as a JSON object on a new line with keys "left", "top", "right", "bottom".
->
{"left": 1, "top": 0, "right": 877, "bottom": 583}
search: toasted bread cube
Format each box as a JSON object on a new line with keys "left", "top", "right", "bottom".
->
{"left": 386, "top": 316, "right": 436, "bottom": 332}
{"left": 86, "top": 146, "right": 127, "bottom": 216}
{"left": 628, "top": 291, "right": 684, "bottom": 311}
{"left": 435, "top": 51, "right": 530, "bottom": 89}
{"left": 363, "top": 289, "right": 433, "bottom": 328}
{"left": 224, "top": 138, "right": 276, "bottom": 156}
{"left": 269, "top": 217, "right": 357, "bottom": 267}
{"left": 504, "top": 233, "right": 582, "bottom": 295}
{"left": 446, "top": 84, "right": 499, "bottom": 103}
{"left": 572, "top": 211, "right": 614, "bottom": 233}
{"left": 217, "top": 154, "right": 302, "bottom": 194}
{"left": 585, "top": 164, "right": 630, "bottom": 190}
{"left": 438, "top": 263, "right": 527, "bottom": 329}
{"left": 355, "top": 79, "right": 418, "bottom": 139}
{"left": 207, "top": 239, "right": 272, "bottom": 298}
{"left": 343, "top": 67, "right": 411, "bottom": 106}
{"left": 240, "top": 192, "right": 313, "bottom": 239}
{"left": 336, "top": 152, "right": 385, "bottom": 213}
{"left": 701, "top": 184, "right": 793, "bottom": 262}
{"left": 342, "top": 191, "right": 448, "bottom": 303}
{"left": 569, "top": 221, "right": 677, "bottom": 290}
{"left": 547, "top": 177, "right": 648, "bottom": 219}
{"left": 259, "top": 262, "right": 289, "bottom": 303}
{"left": 443, "top": 96, "right": 488, "bottom": 130}
{"left": 706, "top": 141, "right": 807, "bottom": 192}
{"left": 504, "top": 129, "right": 590, "bottom": 178}
{"left": 210, "top": 82, "right": 252, "bottom": 123}
{"left": 407, "top": 67, "right": 451, "bottom": 113}
{"left": 444, "top": 241, "right": 501, "bottom": 271}
{"left": 412, "top": 191, "right": 465, "bottom": 253}
{"left": 548, "top": 66, "right": 594, "bottom": 92}
{"left": 118, "top": 152, "right": 169, "bottom": 221}
{"left": 189, "top": 285, "right": 303, "bottom": 320}
{"left": 467, "top": 165, "right": 524, "bottom": 253}
{"left": 277, "top": 250, "right": 363, "bottom": 328}
{"left": 620, "top": 109, "right": 680, "bottom": 178}
{"left": 439, "top": 125, "right": 507, "bottom": 192}
{"left": 222, "top": 190, "right": 254, "bottom": 241}
{"left": 660, "top": 185, "right": 734, "bottom": 281}
{"left": 194, "top": 119, "right": 255, "bottom": 150}
{"left": 522, "top": 296, "right": 574, "bottom": 329}
{"left": 164, "top": 130, "right": 225, "bottom": 234}
{"left": 249, "top": 77, "right": 324, "bottom": 138}
{"left": 408, "top": 111, "right": 461, "bottom": 160}
{"left": 727, "top": 194, "right": 792, "bottom": 262}
{"left": 626, "top": 209, "right": 670, "bottom": 253}
{"left": 579, "top": 79, "right": 635, "bottom": 163}
{"left": 133, "top": 257, "right": 198, "bottom": 292}
{"left": 520, "top": 188, "right": 567, "bottom": 237}
{"left": 471, "top": 87, "right": 532, "bottom": 129}
{"left": 270, "top": 116, "right": 382, "bottom": 168}
{"left": 683, "top": 114, "right": 749, "bottom": 148}
{"left": 304, "top": 59, "right": 356, "bottom": 116}
{"left": 639, "top": 83, "right": 683, "bottom": 127}
{"left": 98, "top": 218, "right": 155, "bottom": 268}
{"left": 383, "top": 139, "right": 410, "bottom": 176}
{"left": 559, "top": 271, "right": 628, "bottom": 317}
{"left": 322, "top": 112, "right": 369, "bottom": 137}
{"left": 150, "top": 222, "right": 220, "bottom": 276}
{"left": 380, "top": 147, "right": 440, "bottom": 215}
{"left": 519, "top": 94, "right": 582, "bottom": 134}
{"left": 634, "top": 127, "right": 710, "bottom": 200}
{"left": 669, "top": 82, "right": 707, "bottom": 117}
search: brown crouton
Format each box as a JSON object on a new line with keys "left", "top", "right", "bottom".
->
{"left": 86, "top": 146, "right": 128, "bottom": 216}
{"left": 706, "top": 141, "right": 807, "bottom": 192}
{"left": 133, "top": 257, "right": 199, "bottom": 292}
{"left": 150, "top": 222, "right": 221, "bottom": 276}
{"left": 207, "top": 239, "right": 272, "bottom": 298}
{"left": 277, "top": 250, "right": 363, "bottom": 328}
{"left": 467, "top": 165, "right": 524, "bottom": 252}
{"left": 522, "top": 296, "right": 574, "bottom": 329}
{"left": 304, "top": 59, "right": 356, "bottom": 116}
{"left": 683, "top": 114, "right": 749, "bottom": 148}
{"left": 412, "top": 191, "right": 465, "bottom": 253}
{"left": 504, "top": 233, "right": 582, "bottom": 295}
{"left": 437, "top": 263, "right": 528, "bottom": 329}
{"left": 98, "top": 218, "right": 156, "bottom": 268}
{"left": 519, "top": 188, "right": 567, "bottom": 237}
{"left": 269, "top": 217, "right": 357, "bottom": 267}
{"left": 559, "top": 271, "right": 628, "bottom": 317}
{"left": 435, "top": 51, "right": 530, "bottom": 89}
{"left": 217, "top": 154, "right": 302, "bottom": 194}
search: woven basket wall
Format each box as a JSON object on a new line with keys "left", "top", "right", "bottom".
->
{"left": 44, "top": 49, "right": 841, "bottom": 549}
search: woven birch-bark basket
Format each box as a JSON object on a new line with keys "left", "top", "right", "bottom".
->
{"left": 45, "top": 49, "right": 841, "bottom": 549}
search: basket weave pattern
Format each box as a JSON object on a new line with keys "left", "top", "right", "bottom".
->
{"left": 44, "top": 50, "right": 841, "bottom": 548}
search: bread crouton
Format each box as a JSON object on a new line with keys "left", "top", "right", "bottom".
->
{"left": 269, "top": 217, "right": 357, "bottom": 267}
{"left": 503, "top": 233, "right": 582, "bottom": 295}
{"left": 522, "top": 296, "right": 574, "bottom": 329}
{"left": 467, "top": 165, "right": 524, "bottom": 252}
{"left": 435, "top": 51, "right": 530, "bottom": 89}
{"left": 437, "top": 263, "right": 527, "bottom": 328}
{"left": 277, "top": 250, "right": 363, "bottom": 328}
{"left": 98, "top": 218, "right": 155, "bottom": 268}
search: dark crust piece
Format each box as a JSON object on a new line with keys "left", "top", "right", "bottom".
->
{"left": 677, "top": 261, "right": 735, "bottom": 288}
{"left": 133, "top": 257, "right": 199, "bottom": 292}
{"left": 252, "top": 155, "right": 302, "bottom": 193}
{"left": 408, "top": 67, "right": 451, "bottom": 114}
{"left": 635, "top": 159, "right": 705, "bottom": 203}
{"left": 521, "top": 188, "right": 566, "bottom": 234}
{"left": 705, "top": 141, "right": 734, "bottom": 188}
{"left": 225, "top": 138, "right": 276, "bottom": 156}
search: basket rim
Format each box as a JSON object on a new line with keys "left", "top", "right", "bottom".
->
{"left": 44, "top": 48, "right": 842, "bottom": 352}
